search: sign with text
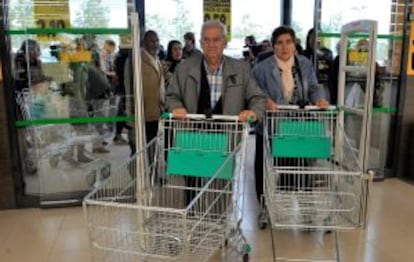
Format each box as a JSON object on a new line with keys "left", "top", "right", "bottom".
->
{"left": 34, "top": 0, "right": 70, "bottom": 41}
{"left": 203, "top": 0, "right": 231, "bottom": 41}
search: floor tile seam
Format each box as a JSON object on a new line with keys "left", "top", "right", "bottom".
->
{"left": 46, "top": 211, "right": 66, "bottom": 257}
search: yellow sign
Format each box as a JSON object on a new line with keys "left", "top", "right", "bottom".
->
{"left": 408, "top": 21, "right": 414, "bottom": 75}
{"left": 34, "top": 0, "right": 70, "bottom": 41}
{"left": 203, "top": 0, "right": 231, "bottom": 41}
{"left": 60, "top": 50, "right": 92, "bottom": 63}
{"left": 348, "top": 50, "right": 368, "bottom": 65}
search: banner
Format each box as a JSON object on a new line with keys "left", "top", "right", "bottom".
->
{"left": 203, "top": 0, "right": 231, "bottom": 41}
{"left": 34, "top": 0, "right": 70, "bottom": 41}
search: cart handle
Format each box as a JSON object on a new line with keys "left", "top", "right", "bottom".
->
{"left": 161, "top": 112, "right": 254, "bottom": 122}
{"left": 274, "top": 105, "right": 337, "bottom": 111}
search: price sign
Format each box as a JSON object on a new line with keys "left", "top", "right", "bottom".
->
{"left": 34, "top": 0, "right": 70, "bottom": 41}
{"left": 203, "top": 0, "right": 231, "bottom": 41}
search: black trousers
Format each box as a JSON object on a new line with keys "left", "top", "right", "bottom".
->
{"left": 254, "top": 133, "right": 311, "bottom": 204}
{"left": 115, "top": 95, "right": 127, "bottom": 135}
{"left": 129, "top": 121, "right": 159, "bottom": 156}
{"left": 255, "top": 132, "right": 264, "bottom": 204}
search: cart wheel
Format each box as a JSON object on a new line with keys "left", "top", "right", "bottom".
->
{"left": 86, "top": 173, "right": 96, "bottom": 186}
{"left": 101, "top": 166, "right": 111, "bottom": 179}
{"left": 243, "top": 253, "right": 249, "bottom": 262}
{"left": 258, "top": 220, "right": 268, "bottom": 230}
{"left": 258, "top": 211, "right": 268, "bottom": 230}
{"left": 49, "top": 155, "right": 59, "bottom": 168}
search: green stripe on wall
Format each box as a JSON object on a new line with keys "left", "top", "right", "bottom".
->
{"left": 320, "top": 32, "right": 403, "bottom": 40}
{"left": 6, "top": 28, "right": 131, "bottom": 35}
{"left": 15, "top": 115, "right": 135, "bottom": 127}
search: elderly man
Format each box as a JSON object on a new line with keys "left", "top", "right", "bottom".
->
{"left": 182, "top": 32, "right": 203, "bottom": 59}
{"left": 167, "top": 20, "right": 265, "bottom": 122}
{"left": 166, "top": 20, "right": 266, "bottom": 205}
{"left": 125, "top": 30, "right": 164, "bottom": 155}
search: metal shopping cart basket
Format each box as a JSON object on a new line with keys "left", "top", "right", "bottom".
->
{"left": 83, "top": 113, "right": 252, "bottom": 262}
{"left": 261, "top": 105, "right": 371, "bottom": 262}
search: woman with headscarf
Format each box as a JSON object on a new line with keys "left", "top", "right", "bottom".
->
{"left": 162, "top": 40, "right": 183, "bottom": 84}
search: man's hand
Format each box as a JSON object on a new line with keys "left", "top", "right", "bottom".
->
{"left": 238, "top": 110, "right": 257, "bottom": 122}
{"left": 315, "top": 99, "right": 329, "bottom": 109}
{"left": 172, "top": 108, "right": 188, "bottom": 119}
{"left": 266, "top": 99, "right": 278, "bottom": 110}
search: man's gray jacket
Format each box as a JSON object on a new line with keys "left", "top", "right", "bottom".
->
{"left": 166, "top": 55, "right": 266, "bottom": 120}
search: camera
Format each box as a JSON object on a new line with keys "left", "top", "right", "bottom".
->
{"left": 243, "top": 44, "right": 262, "bottom": 58}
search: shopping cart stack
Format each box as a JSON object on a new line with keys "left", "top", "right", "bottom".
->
{"left": 262, "top": 106, "right": 370, "bottom": 262}
{"left": 83, "top": 114, "right": 252, "bottom": 262}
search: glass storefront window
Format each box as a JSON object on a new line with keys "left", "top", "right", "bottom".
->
{"left": 320, "top": 0, "right": 395, "bottom": 64}
{"left": 291, "top": 0, "right": 315, "bottom": 50}
{"left": 6, "top": 0, "right": 132, "bottom": 206}
{"left": 145, "top": 0, "right": 280, "bottom": 59}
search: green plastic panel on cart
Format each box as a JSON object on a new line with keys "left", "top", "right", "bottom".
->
{"left": 167, "top": 132, "right": 233, "bottom": 180}
{"left": 272, "top": 120, "right": 331, "bottom": 158}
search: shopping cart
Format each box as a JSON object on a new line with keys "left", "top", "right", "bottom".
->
{"left": 83, "top": 113, "right": 252, "bottom": 262}
{"left": 261, "top": 105, "right": 371, "bottom": 262}
{"left": 16, "top": 90, "right": 113, "bottom": 184}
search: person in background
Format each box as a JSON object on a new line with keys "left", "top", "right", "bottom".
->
{"left": 302, "top": 28, "right": 333, "bottom": 79}
{"left": 182, "top": 32, "right": 203, "bottom": 59}
{"left": 158, "top": 44, "right": 167, "bottom": 60}
{"left": 252, "top": 25, "right": 329, "bottom": 209}
{"left": 166, "top": 20, "right": 266, "bottom": 205}
{"left": 124, "top": 30, "right": 164, "bottom": 155}
{"left": 100, "top": 39, "right": 117, "bottom": 83}
{"left": 260, "top": 39, "right": 272, "bottom": 53}
{"left": 14, "top": 39, "right": 43, "bottom": 91}
{"left": 14, "top": 39, "right": 45, "bottom": 175}
{"left": 162, "top": 40, "right": 183, "bottom": 84}
{"left": 112, "top": 48, "right": 130, "bottom": 145}
{"left": 255, "top": 39, "right": 274, "bottom": 64}
{"left": 243, "top": 35, "right": 261, "bottom": 66}
{"left": 87, "top": 40, "right": 112, "bottom": 154}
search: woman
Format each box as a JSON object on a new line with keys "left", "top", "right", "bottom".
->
{"left": 302, "top": 28, "right": 333, "bottom": 78}
{"left": 14, "top": 39, "right": 43, "bottom": 91}
{"left": 252, "top": 26, "right": 329, "bottom": 205}
{"left": 162, "top": 40, "right": 183, "bottom": 84}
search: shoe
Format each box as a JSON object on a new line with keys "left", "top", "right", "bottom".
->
{"left": 77, "top": 153, "right": 94, "bottom": 163}
{"left": 113, "top": 135, "right": 128, "bottom": 145}
{"left": 93, "top": 147, "right": 110, "bottom": 154}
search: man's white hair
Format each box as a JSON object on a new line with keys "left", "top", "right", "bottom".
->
{"left": 201, "top": 20, "right": 227, "bottom": 39}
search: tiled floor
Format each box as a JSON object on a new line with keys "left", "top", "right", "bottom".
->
{"left": 1, "top": 178, "right": 414, "bottom": 262}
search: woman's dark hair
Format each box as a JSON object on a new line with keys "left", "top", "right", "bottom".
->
{"left": 183, "top": 32, "right": 195, "bottom": 44}
{"left": 271, "top": 26, "right": 296, "bottom": 47}
{"left": 244, "top": 35, "right": 256, "bottom": 46}
{"left": 19, "top": 39, "right": 40, "bottom": 53}
{"left": 166, "top": 40, "right": 182, "bottom": 61}
{"left": 305, "top": 28, "right": 315, "bottom": 51}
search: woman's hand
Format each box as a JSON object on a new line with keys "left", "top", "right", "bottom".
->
{"left": 238, "top": 110, "right": 257, "bottom": 122}
{"left": 266, "top": 99, "right": 278, "bottom": 110}
{"left": 315, "top": 99, "right": 329, "bottom": 109}
{"left": 172, "top": 108, "right": 188, "bottom": 119}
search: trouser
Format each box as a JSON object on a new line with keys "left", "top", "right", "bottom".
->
{"left": 254, "top": 132, "right": 264, "bottom": 204}
{"left": 254, "top": 132, "right": 312, "bottom": 204}
{"left": 89, "top": 99, "right": 107, "bottom": 149}
{"left": 128, "top": 121, "right": 159, "bottom": 156}
{"left": 115, "top": 95, "right": 126, "bottom": 135}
